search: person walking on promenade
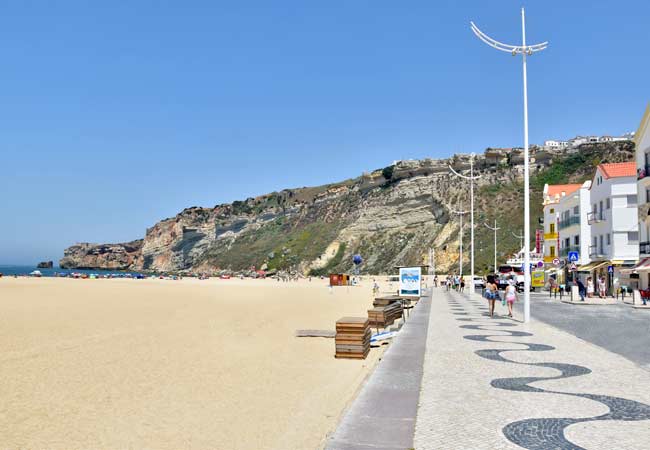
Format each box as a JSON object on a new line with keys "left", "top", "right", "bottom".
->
{"left": 433, "top": 275, "right": 438, "bottom": 287}
{"left": 504, "top": 281, "right": 517, "bottom": 318}
{"left": 577, "top": 278, "right": 586, "bottom": 302}
{"left": 598, "top": 276, "right": 607, "bottom": 298}
{"left": 587, "top": 277, "right": 595, "bottom": 298}
{"left": 484, "top": 276, "right": 498, "bottom": 318}
{"left": 460, "top": 276, "right": 465, "bottom": 293}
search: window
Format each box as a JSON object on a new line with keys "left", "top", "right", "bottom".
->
{"left": 565, "top": 238, "right": 570, "bottom": 248}
{"left": 627, "top": 195, "right": 637, "bottom": 206}
{"left": 550, "top": 223, "right": 555, "bottom": 234}
{"left": 550, "top": 246, "right": 555, "bottom": 257}
{"left": 573, "top": 206, "right": 579, "bottom": 215}
{"left": 606, "top": 198, "right": 610, "bottom": 209}
{"left": 574, "top": 235, "right": 580, "bottom": 246}
{"left": 646, "top": 188, "right": 650, "bottom": 203}
{"left": 599, "top": 201, "right": 603, "bottom": 213}
{"left": 607, "top": 234, "right": 611, "bottom": 245}
{"left": 628, "top": 231, "right": 639, "bottom": 243}
{"left": 550, "top": 208, "right": 554, "bottom": 214}
{"left": 593, "top": 204, "right": 597, "bottom": 214}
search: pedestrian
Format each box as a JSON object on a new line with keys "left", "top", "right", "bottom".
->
{"left": 598, "top": 276, "right": 607, "bottom": 298}
{"left": 484, "top": 275, "right": 498, "bottom": 318}
{"left": 577, "top": 278, "right": 586, "bottom": 302}
{"left": 504, "top": 281, "right": 517, "bottom": 318}
{"left": 587, "top": 276, "right": 595, "bottom": 298}
{"left": 433, "top": 275, "right": 438, "bottom": 287}
{"left": 460, "top": 277, "right": 465, "bottom": 293}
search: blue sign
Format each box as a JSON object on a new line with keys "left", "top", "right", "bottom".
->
{"left": 568, "top": 251, "right": 579, "bottom": 262}
{"left": 607, "top": 265, "right": 614, "bottom": 274}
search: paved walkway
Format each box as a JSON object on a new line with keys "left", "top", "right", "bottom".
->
{"left": 414, "top": 289, "right": 650, "bottom": 449}
{"left": 326, "top": 290, "right": 432, "bottom": 450}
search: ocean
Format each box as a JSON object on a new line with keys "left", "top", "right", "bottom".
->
{"left": 0, "top": 265, "right": 143, "bottom": 277}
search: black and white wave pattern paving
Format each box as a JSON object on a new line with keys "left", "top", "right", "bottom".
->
{"left": 448, "top": 292, "right": 650, "bottom": 450}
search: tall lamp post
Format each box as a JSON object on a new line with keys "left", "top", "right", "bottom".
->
{"left": 484, "top": 220, "right": 501, "bottom": 274}
{"left": 470, "top": 9, "right": 547, "bottom": 322}
{"left": 450, "top": 205, "right": 468, "bottom": 278}
{"left": 512, "top": 231, "right": 524, "bottom": 252}
{"left": 449, "top": 153, "right": 481, "bottom": 295}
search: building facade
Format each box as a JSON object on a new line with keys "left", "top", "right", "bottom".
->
{"left": 542, "top": 184, "right": 582, "bottom": 271}
{"left": 557, "top": 180, "right": 592, "bottom": 268}
{"left": 635, "top": 104, "right": 650, "bottom": 288}
{"left": 585, "top": 162, "right": 639, "bottom": 292}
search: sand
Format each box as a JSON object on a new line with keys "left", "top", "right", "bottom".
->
{"left": 0, "top": 276, "right": 390, "bottom": 449}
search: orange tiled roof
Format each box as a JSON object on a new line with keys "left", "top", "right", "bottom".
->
{"left": 546, "top": 184, "right": 581, "bottom": 197}
{"left": 598, "top": 162, "right": 636, "bottom": 179}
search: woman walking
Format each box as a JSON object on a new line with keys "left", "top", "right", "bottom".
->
{"left": 484, "top": 276, "right": 498, "bottom": 317}
{"left": 587, "top": 276, "right": 595, "bottom": 298}
{"left": 504, "top": 281, "right": 518, "bottom": 318}
{"left": 598, "top": 276, "right": 607, "bottom": 298}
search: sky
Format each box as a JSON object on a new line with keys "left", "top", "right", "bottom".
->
{"left": 1, "top": 0, "right": 649, "bottom": 265}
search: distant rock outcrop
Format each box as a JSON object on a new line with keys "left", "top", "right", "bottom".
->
{"left": 36, "top": 261, "right": 53, "bottom": 269}
{"left": 59, "top": 240, "right": 144, "bottom": 270}
{"left": 59, "top": 141, "right": 634, "bottom": 274}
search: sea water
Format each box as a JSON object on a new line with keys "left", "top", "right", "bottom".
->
{"left": 0, "top": 265, "right": 143, "bottom": 277}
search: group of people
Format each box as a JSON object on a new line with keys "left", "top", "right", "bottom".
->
{"left": 482, "top": 275, "right": 517, "bottom": 318}
{"left": 443, "top": 274, "right": 465, "bottom": 292}
{"left": 575, "top": 275, "right": 608, "bottom": 301}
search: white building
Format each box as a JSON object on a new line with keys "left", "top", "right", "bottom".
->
{"left": 634, "top": 104, "right": 650, "bottom": 289}
{"left": 584, "top": 162, "right": 639, "bottom": 293}
{"left": 543, "top": 139, "right": 568, "bottom": 149}
{"left": 542, "top": 184, "right": 582, "bottom": 283}
{"left": 557, "top": 180, "right": 592, "bottom": 267}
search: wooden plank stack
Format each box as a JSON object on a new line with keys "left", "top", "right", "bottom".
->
{"left": 373, "top": 295, "right": 402, "bottom": 307}
{"left": 367, "top": 302, "right": 402, "bottom": 328}
{"left": 335, "top": 317, "right": 370, "bottom": 359}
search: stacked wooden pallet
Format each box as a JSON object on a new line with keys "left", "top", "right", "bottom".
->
{"left": 368, "top": 302, "right": 402, "bottom": 328}
{"left": 335, "top": 317, "right": 371, "bottom": 359}
{"left": 373, "top": 295, "right": 402, "bottom": 307}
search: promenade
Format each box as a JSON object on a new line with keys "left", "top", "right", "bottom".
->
{"left": 414, "top": 289, "right": 650, "bottom": 449}
{"left": 327, "top": 286, "right": 650, "bottom": 449}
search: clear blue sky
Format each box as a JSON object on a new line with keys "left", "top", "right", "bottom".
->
{"left": 1, "top": 0, "right": 649, "bottom": 265}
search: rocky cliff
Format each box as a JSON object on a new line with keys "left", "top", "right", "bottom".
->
{"left": 60, "top": 142, "right": 635, "bottom": 274}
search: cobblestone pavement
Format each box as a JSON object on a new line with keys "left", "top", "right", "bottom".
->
{"left": 514, "top": 293, "right": 650, "bottom": 370}
{"left": 414, "top": 289, "right": 650, "bottom": 450}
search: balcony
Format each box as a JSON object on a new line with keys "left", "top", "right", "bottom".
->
{"left": 587, "top": 211, "right": 605, "bottom": 225}
{"left": 544, "top": 232, "right": 558, "bottom": 241}
{"left": 560, "top": 246, "right": 580, "bottom": 257}
{"left": 589, "top": 245, "right": 605, "bottom": 259}
{"left": 640, "top": 241, "right": 650, "bottom": 255}
{"left": 558, "top": 216, "right": 580, "bottom": 230}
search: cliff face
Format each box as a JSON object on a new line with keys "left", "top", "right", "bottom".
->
{"left": 60, "top": 240, "right": 144, "bottom": 270}
{"left": 60, "top": 142, "right": 635, "bottom": 274}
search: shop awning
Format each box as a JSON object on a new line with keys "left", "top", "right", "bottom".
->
{"left": 620, "top": 258, "right": 650, "bottom": 273}
{"left": 577, "top": 261, "right": 609, "bottom": 272}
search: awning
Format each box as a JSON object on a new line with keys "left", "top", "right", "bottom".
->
{"left": 577, "top": 261, "right": 609, "bottom": 272}
{"left": 621, "top": 258, "right": 650, "bottom": 273}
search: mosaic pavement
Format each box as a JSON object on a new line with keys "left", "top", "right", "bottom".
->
{"left": 414, "top": 289, "right": 650, "bottom": 450}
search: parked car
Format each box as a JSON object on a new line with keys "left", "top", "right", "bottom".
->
{"left": 473, "top": 277, "right": 485, "bottom": 288}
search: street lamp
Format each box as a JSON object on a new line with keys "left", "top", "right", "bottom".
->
{"left": 470, "top": 9, "right": 547, "bottom": 322}
{"left": 484, "top": 220, "right": 501, "bottom": 274}
{"left": 450, "top": 205, "right": 468, "bottom": 278}
{"left": 512, "top": 230, "right": 524, "bottom": 251}
{"left": 449, "top": 153, "right": 481, "bottom": 295}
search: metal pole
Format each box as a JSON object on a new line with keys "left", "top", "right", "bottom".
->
{"left": 450, "top": 205, "right": 468, "bottom": 279}
{"left": 470, "top": 8, "right": 547, "bottom": 323}
{"left": 485, "top": 220, "right": 500, "bottom": 274}
{"left": 470, "top": 154, "right": 475, "bottom": 294}
{"left": 521, "top": 8, "right": 531, "bottom": 323}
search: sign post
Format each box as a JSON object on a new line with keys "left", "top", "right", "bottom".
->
{"left": 399, "top": 267, "right": 422, "bottom": 298}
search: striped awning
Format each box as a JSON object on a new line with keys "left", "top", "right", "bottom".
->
{"left": 577, "top": 261, "right": 609, "bottom": 272}
{"left": 621, "top": 258, "right": 650, "bottom": 273}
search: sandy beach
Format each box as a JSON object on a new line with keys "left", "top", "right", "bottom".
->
{"left": 0, "top": 276, "right": 388, "bottom": 449}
